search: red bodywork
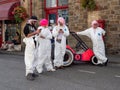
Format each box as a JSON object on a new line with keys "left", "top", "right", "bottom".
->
{"left": 66, "top": 45, "right": 94, "bottom": 62}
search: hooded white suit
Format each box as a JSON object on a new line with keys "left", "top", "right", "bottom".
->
{"left": 23, "top": 37, "right": 36, "bottom": 75}
{"left": 77, "top": 27, "right": 107, "bottom": 64}
{"left": 23, "top": 22, "right": 38, "bottom": 76}
{"left": 52, "top": 25, "right": 70, "bottom": 67}
{"left": 36, "top": 26, "right": 54, "bottom": 73}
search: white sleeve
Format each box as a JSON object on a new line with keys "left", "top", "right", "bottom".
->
{"left": 45, "top": 29, "right": 52, "bottom": 39}
{"left": 77, "top": 29, "right": 90, "bottom": 37}
{"left": 102, "top": 28, "right": 106, "bottom": 36}
{"left": 52, "top": 26, "right": 59, "bottom": 37}
{"left": 37, "top": 26, "right": 43, "bottom": 30}
{"left": 63, "top": 26, "right": 70, "bottom": 37}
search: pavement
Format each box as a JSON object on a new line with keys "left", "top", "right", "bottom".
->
{"left": 0, "top": 50, "right": 120, "bottom": 66}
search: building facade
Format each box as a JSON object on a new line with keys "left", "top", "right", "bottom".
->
{"left": 0, "top": 0, "right": 22, "bottom": 51}
{"left": 0, "top": 0, "right": 120, "bottom": 54}
{"left": 68, "top": 0, "right": 120, "bottom": 54}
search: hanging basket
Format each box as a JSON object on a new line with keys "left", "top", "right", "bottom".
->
{"left": 12, "top": 6, "right": 28, "bottom": 23}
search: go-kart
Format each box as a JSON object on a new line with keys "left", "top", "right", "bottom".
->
{"left": 63, "top": 31, "right": 98, "bottom": 66}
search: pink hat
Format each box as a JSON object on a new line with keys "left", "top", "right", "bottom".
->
{"left": 39, "top": 19, "right": 48, "bottom": 26}
{"left": 57, "top": 17, "right": 65, "bottom": 25}
{"left": 91, "top": 20, "right": 98, "bottom": 26}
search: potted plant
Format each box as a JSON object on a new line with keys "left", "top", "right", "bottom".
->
{"left": 12, "top": 6, "right": 28, "bottom": 23}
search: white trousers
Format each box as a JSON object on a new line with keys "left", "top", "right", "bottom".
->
{"left": 23, "top": 37, "right": 36, "bottom": 76}
{"left": 36, "top": 43, "right": 54, "bottom": 73}
{"left": 54, "top": 42, "right": 66, "bottom": 67}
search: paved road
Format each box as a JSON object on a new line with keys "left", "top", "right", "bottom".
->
{"left": 0, "top": 54, "right": 120, "bottom": 90}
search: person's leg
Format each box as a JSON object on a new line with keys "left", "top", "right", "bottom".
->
{"left": 36, "top": 52, "right": 46, "bottom": 73}
{"left": 45, "top": 56, "right": 55, "bottom": 71}
{"left": 24, "top": 46, "right": 35, "bottom": 80}
{"left": 53, "top": 43, "right": 62, "bottom": 68}
{"left": 24, "top": 38, "right": 36, "bottom": 80}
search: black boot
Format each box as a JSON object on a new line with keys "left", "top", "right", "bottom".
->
{"left": 32, "top": 73, "right": 39, "bottom": 78}
{"left": 104, "top": 59, "right": 108, "bottom": 66}
{"left": 26, "top": 73, "right": 35, "bottom": 81}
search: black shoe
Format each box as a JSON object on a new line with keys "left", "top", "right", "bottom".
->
{"left": 59, "top": 66, "right": 64, "bottom": 69}
{"left": 104, "top": 59, "right": 108, "bottom": 66}
{"left": 54, "top": 66, "right": 59, "bottom": 70}
{"left": 26, "top": 73, "right": 35, "bottom": 81}
{"left": 32, "top": 73, "right": 39, "bottom": 78}
{"left": 97, "top": 63, "right": 104, "bottom": 67}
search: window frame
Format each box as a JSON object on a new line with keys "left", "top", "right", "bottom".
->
{"left": 44, "top": 0, "right": 68, "bottom": 24}
{"left": 44, "top": 0, "right": 68, "bottom": 11}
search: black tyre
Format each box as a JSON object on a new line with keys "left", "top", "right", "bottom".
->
{"left": 63, "top": 49, "right": 74, "bottom": 66}
{"left": 91, "top": 56, "right": 99, "bottom": 65}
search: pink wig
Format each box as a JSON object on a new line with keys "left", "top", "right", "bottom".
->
{"left": 57, "top": 17, "right": 65, "bottom": 25}
{"left": 91, "top": 20, "right": 98, "bottom": 26}
{"left": 39, "top": 19, "right": 48, "bottom": 26}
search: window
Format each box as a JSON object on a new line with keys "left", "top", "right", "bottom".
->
{"left": 4, "top": 20, "right": 21, "bottom": 45}
{"left": 45, "top": 0, "right": 68, "bottom": 24}
{"left": 58, "top": 9, "right": 68, "bottom": 23}
{"left": 46, "top": 0, "right": 57, "bottom": 8}
{"left": 58, "top": 0, "right": 68, "bottom": 6}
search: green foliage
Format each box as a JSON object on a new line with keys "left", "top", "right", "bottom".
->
{"left": 81, "top": 0, "right": 97, "bottom": 11}
{"left": 12, "top": 6, "right": 28, "bottom": 23}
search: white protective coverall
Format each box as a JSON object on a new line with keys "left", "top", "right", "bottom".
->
{"left": 23, "top": 36, "right": 37, "bottom": 76}
{"left": 36, "top": 26, "right": 54, "bottom": 73}
{"left": 77, "top": 27, "right": 107, "bottom": 64}
{"left": 52, "top": 25, "right": 70, "bottom": 67}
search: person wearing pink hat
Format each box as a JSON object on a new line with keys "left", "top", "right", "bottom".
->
{"left": 52, "top": 17, "right": 70, "bottom": 69}
{"left": 76, "top": 20, "right": 108, "bottom": 66}
{"left": 36, "top": 19, "right": 55, "bottom": 73}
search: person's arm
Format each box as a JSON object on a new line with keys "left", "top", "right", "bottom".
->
{"left": 63, "top": 26, "right": 70, "bottom": 37}
{"left": 23, "top": 25, "right": 29, "bottom": 37}
{"left": 24, "top": 25, "right": 39, "bottom": 38}
{"left": 76, "top": 28, "right": 90, "bottom": 37}
{"left": 52, "top": 26, "right": 59, "bottom": 37}
{"left": 37, "top": 26, "right": 45, "bottom": 39}
{"left": 101, "top": 28, "right": 106, "bottom": 36}
{"left": 100, "top": 27, "right": 106, "bottom": 40}
{"left": 27, "top": 31, "right": 38, "bottom": 37}
{"left": 45, "top": 28, "right": 52, "bottom": 39}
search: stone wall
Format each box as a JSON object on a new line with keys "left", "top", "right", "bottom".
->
{"left": 89, "top": 0, "right": 120, "bottom": 54}
{"left": 68, "top": 0, "right": 87, "bottom": 31}
{"left": 68, "top": 0, "right": 120, "bottom": 54}
{"left": 21, "top": 0, "right": 120, "bottom": 54}
{"left": 32, "top": 0, "right": 43, "bottom": 20}
{"left": 68, "top": 0, "right": 92, "bottom": 49}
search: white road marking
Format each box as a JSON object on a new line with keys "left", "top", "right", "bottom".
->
{"left": 78, "top": 69, "right": 96, "bottom": 74}
{"left": 115, "top": 75, "right": 120, "bottom": 78}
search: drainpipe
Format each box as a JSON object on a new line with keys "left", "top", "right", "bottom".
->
{"left": 30, "top": 0, "right": 32, "bottom": 16}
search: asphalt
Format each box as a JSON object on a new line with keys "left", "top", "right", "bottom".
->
{"left": 0, "top": 50, "right": 120, "bottom": 66}
{"left": 0, "top": 54, "right": 120, "bottom": 90}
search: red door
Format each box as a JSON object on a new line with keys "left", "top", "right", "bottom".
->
{"left": 0, "top": 21, "right": 2, "bottom": 47}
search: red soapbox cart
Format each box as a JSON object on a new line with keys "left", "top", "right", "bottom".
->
{"left": 63, "top": 31, "right": 98, "bottom": 66}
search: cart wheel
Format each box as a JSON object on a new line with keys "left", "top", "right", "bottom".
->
{"left": 91, "top": 56, "right": 99, "bottom": 65}
{"left": 63, "top": 49, "right": 74, "bottom": 66}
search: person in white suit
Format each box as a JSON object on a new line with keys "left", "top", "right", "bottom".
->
{"left": 77, "top": 20, "right": 108, "bottom": 66}
{"left": 23, "top": 16, "right": 40, "bottom": 81}
{"left": 36, "top": 19, "right": 55, "bottom": 73}
{"left": 52, "top": 17, "right": 70, "bottom": 69}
